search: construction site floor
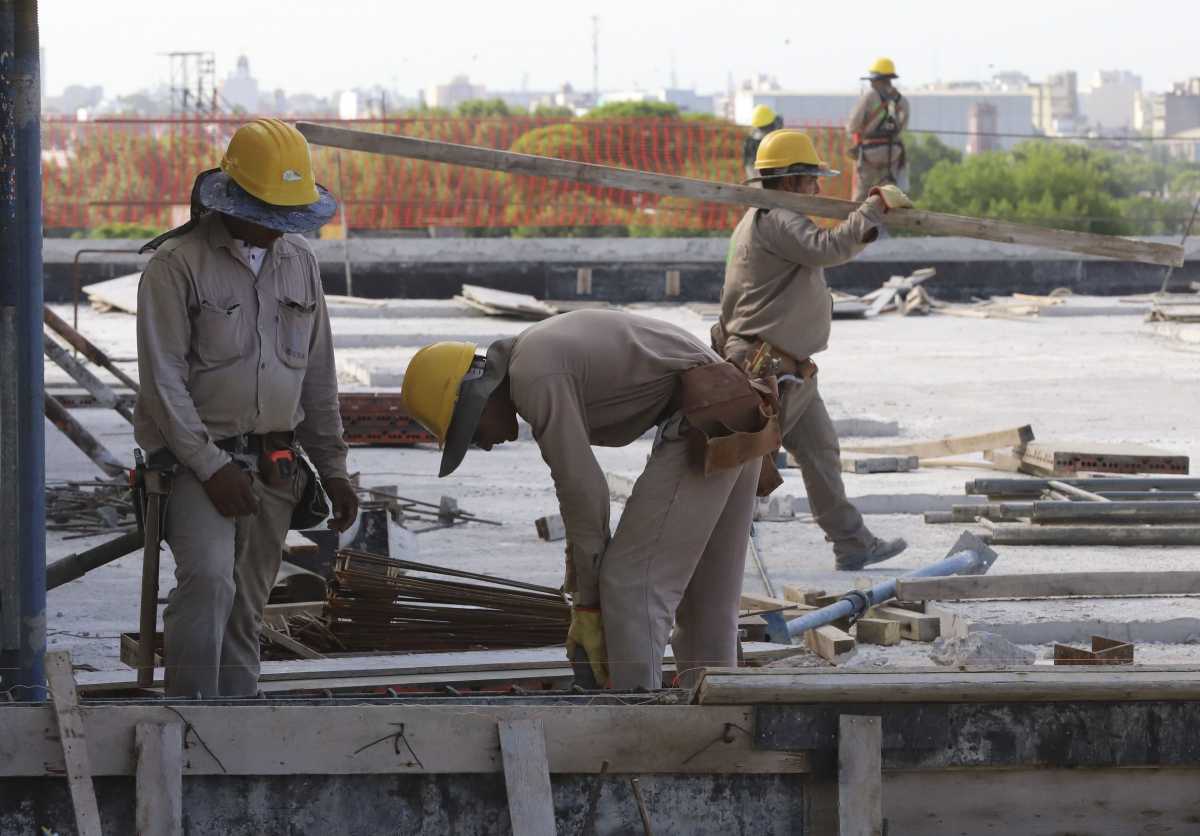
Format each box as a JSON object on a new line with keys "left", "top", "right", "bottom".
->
{"left": 42, "top": 298, "right": 1200, "bottom": 673}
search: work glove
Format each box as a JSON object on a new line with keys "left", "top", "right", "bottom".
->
{"left": 565, "top": 606, "right": 609, "bottom": 688}
{"left": 325, "top": 477, "right": 360, "bottom": 533}
{"left": 203, "top": 461, "right": 259, "bottom": 517}
{"left": 868, "top": 184, "right": 913, "bottom": 212}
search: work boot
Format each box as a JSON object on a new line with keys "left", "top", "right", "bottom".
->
{"left": 835, "top": 536, "right": 907, "bottom": 571}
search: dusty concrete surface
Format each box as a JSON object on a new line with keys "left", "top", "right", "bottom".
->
{"left": 41, "top": 297, "right": 1200, "bottom": 674}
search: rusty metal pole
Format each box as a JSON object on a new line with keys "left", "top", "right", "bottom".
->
{"left": 43, "top": 392, "right": 127, "bottom": 477}
{"left": 0, "top": 0, "right": 45, "bottom": 699}
{"left": 44, "top": 304, "right": 140, "bottom": 392}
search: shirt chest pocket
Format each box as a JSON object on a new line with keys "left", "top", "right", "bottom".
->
{"left": 194, "top": 299, "right": 249, "bottom": 364}
{"left": 276, "top": 296, "right": 316, "bottom": 369}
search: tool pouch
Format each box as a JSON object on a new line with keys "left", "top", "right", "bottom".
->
{"left": 679, "top": 361, "right": 783, "bottom": 496}
{"left": 258, "top": 438, "right": 297, "bottom": 490}
{"left": 289, "top": 449, "right": 331, "bottom": 531}
{"left": 709, "top": 320, "right": 729, "bottom": 355}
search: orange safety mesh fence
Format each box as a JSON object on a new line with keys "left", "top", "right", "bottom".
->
{"left": 42, "top": 117, "right": 854, "bottom": 234}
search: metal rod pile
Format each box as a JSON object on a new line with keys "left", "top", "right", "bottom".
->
{"left": 325, "top": 550, "right": 569, "bottom": 652}
{"left": 45, "top": 479, "right": 135, "bottom": 538}
{"left": 930, "top": 477, "right": 1200, "bottom": 546}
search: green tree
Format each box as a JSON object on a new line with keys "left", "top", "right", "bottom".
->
{"left": 904, "top": 133, "right": 962, "bottom": 200}
{"left": 455, "top": 98, "right": 512, "bottom": 118}
{"left": 583, "top": 101, "right": 681, "bottom": 120}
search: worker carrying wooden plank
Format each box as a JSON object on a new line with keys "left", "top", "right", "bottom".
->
{"left": 847, "top": 57, "right": 910, "bottom": 201}
{"left": 715, "top": 129, "right": 908, "bottom": 571}
{"left": 402, "top": 309, "right": 779, "bottom": 690}
{"left": 134, "top": 119, "right": 359, "bottom": 698}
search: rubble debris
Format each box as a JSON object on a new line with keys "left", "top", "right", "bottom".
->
{"left": 930, "top": 632, "right": 1035, "bottom": 667}
{"left": 45, "top": 480, "right": 135, "bottom": 537}
{"left": 754, "top": 494, "right": 796, "bottom": 521}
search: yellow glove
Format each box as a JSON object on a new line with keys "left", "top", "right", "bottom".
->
{"left": 565, "top": 606, "right": 609, "bottom": 688}
{"left": 868, "top": 184, "right": 913, "bottom": 211}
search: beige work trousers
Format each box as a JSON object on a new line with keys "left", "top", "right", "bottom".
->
{"left": 777, "top": 374, "right": 874, "bottom": 558}
{"left": 162, "top": 462, "right": 303, "bottom": 698}
{"left": 724, "top": 335, "right": 874, "bottom": 559}
{"left": 599, "top": 431, "right": 760, "bottom": 691}
{"left": 852, "top": 160, "right": 904, "bottom": 202}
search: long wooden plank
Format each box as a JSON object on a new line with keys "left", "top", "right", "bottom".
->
{"left": 0, "top": 705, "right": 809, "bottom": 777}
{"left": 295, "top": 123, "right": 1184, "bottom": 268}
{"left": 135, "top": 722, "right": 183, "bottom": 836}
{"left": 985, "top": 524, "right": 1200, "bottom": 546}
{"left": 498, "top": 718, "right": 557, "bottom": 836}
{"left": 696, "top": 668, "right": 1200, "bottom": 705}
{"left": 897, "top": 571, "right": 1200, "bottom": 601}
{"left": 45, "top": 651, "right": 103, "bottom": 836}
{"left": 843, "top": 425, "right": 1033, "bottom": 458}
{"left": 839, "top": 716, "right": 883, "bottom": 836}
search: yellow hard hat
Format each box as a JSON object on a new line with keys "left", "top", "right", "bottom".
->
{"left": 865, "top": 57, "right": 898, "bottom": 79}
{"left": 221, "top": 118, "right": 322, "bottom": 206}
{"left": 401, "top": 341, "right": 478, "bottom": 445}
{"left": 753, "top": 130, "right": 839, "bottom": 177}
{"left": 750, "top": 104, "right": 778, "bottom": 129}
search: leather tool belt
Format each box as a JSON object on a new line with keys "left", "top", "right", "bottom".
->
{"left": 678, "top": 361, "right": 783, "bottom": 496}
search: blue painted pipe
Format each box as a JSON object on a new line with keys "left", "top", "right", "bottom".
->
{"left": 0, "top": 0, "right": 45, "bottom": 699}
{"left": 784, "top": 548, "right": 989, "bottom": 639}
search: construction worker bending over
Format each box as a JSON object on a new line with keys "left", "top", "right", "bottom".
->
{"left": 135, "top": 119, "right": 359, "bottom": 698}
{"left": 847, "top": 57, "right": 910, "bottom": 202}
{"left": 402, "top": 310, "right": 781, "bottom": 690}
{"left": 743, "top": 104, "right": 785, "bottom": 182}
{"left": 716, "top": 129, "right": 910, "bottom": 571}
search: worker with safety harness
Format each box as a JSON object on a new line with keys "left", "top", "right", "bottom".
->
{"left": 847, "top": 57, "right": 910, "bottom": 202}
{"left": 743, "top": 104, "right": 785, "bottom": 182}
{"left": 134, "top": 118, "right": 359, "bottom": 698}
{"left": 714, "top": 129, "right": 911, "bottom": 571}
{"left": 401, "top": 309, "right": 782, "bottom": 690}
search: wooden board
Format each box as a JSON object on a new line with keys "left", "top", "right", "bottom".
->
{"left": 868, "top": 606, "right": 940, "bottom": 641}
{"left": 984, "top": 524, "right": 1200, "bottom": 546}
{"left": 839, "top": 715, "right": 883, "bottom": 836}
{"left": 136, "top": 722, "right": 183, "bottom": 836}
{"left": 0, "top": 705, "right": 809, "bottom": 777}
{"left": 805, "top": 625, "right": 857, "bottom": 662}
{"left": 896, "top": 571, "right": 1200, "bottom": 601}
{"left": 854, "top": 618, "right": 901, "bottom": 646}
{"left": 498, "top": 718, "right": 557, "bottom": 836}
{"left": 843, "top": 425, "right": 1034, "bottom": 459}
{"left": 45, "top": 651, "right": 103, "bottom": 836}
{"left": 695, "top": 667, "right": 1200, "bottom": 705}
{"left": 296, "top": 123, "right": 1184, "bottom": 268}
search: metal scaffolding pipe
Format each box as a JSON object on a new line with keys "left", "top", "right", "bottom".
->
{"left": 785, "top": 533, "right": 997, "bottom": 639}
{"left": 46, "top": 530, "right": 144, "bottom": 590}
{"left": 0, "top": 0, "right": 45, "bottom": 698}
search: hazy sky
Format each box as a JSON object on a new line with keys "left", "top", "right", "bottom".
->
{"left": 41, "top": 0, "right": 1200, "bottom": 99}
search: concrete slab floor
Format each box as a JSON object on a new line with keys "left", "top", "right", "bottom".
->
{"left": 39, "top": 300, "right": 1200, "bottom": 673}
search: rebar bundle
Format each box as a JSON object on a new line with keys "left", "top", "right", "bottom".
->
{"left": 326, "top": 550, "right": 570, "bottom": 653}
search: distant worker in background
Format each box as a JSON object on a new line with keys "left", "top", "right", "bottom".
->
{"left": 743, "top": 104, "right": 785, "bottom": 182}
{"left": 847, "top": 58, "right": 910, "bottom": 202}
{"left": 716, "top": 130, "right": 911, "bottom": 570}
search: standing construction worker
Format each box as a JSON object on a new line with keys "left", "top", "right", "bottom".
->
{"left": 847, "top": 58, "right": 910, "bottom": 202}
{"left": 401, "top": 309, "right": 779, "bottom": 690}
{"left": 743, "top": 104, "right": 785, "bottom": 182}
{"left": 715, "top": 129, "right": 910, "bottom": 570}
{"left": 135, "top": 118, "right": 359, "bottom": 698}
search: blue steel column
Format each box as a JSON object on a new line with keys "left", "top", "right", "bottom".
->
{"left": 0, "top": 0, "right": 46, "bottom": 699}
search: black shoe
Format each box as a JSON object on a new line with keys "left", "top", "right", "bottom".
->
{"left": 835, "top": 537, "right": 908, "bottom": 571}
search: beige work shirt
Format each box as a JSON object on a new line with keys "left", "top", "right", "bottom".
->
{"left": 501, "top": 309, "right": 719, "bottom": 602}
{"left": 847, "top": 87, "right": 910, "bottom": 160}
{"left": 134, "top": 213, "right": 348, "bottom": 483}
{"left": 720, "top": 202, "right": 882, "bottom": 362}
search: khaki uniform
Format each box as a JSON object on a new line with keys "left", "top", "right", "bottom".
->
{"left": 847, "top": 87, "right": 910, "bottom": 201}
{"left": 501, "top": 309, "right": 760, "bottom": 690}
{"left": 721, "top": 203, "right": 882, "bottom": 559}
{"left": 135, "top": 213, "right": 347, "bottom": 698}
